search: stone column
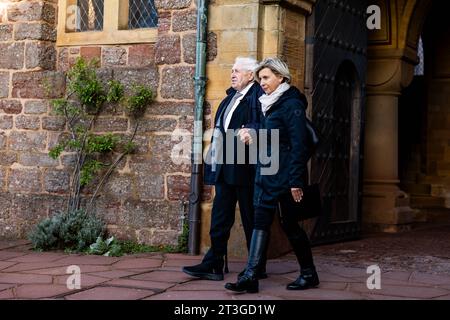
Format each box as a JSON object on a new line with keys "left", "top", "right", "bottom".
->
{"left": 363, "top": 57, "right": 417, "bottom": 232}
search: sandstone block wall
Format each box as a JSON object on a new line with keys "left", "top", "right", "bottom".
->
{"left": 0, "top": 0, "right": 216, "bottom": 245}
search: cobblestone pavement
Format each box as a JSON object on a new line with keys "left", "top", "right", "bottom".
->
{"left": 0, "top": 223, "right": 449, "bottom": 300}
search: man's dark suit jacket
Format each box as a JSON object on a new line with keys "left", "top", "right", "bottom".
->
{"left": 204, "top": 82, "right": 264, "bottom": 186}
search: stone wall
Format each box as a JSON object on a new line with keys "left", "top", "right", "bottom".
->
{"left": 0, "top": 0, "right": 216, "bottom": 245}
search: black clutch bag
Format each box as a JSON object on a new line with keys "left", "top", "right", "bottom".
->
{"left": 278, "top": 184, "right": 323, "bottom": 221}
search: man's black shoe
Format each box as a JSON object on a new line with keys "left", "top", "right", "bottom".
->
{"left": 182, "top": 262, "right": 224, "bottom": 281}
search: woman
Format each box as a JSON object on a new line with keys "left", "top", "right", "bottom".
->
{"left": 225, "top": 57, "right": 319, "bottom": 293}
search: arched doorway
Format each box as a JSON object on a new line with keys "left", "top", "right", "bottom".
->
{"left": 364, "top": 0, "right": 450, "bottom": 232}
{"left": 331, "top": 61, "right": 363, "bottom": 223}
{"left": 305, "top": 0, "right": 368, "bottom": 244}
{"left": 399, "top": 1, "right": 450, "bottom": 224}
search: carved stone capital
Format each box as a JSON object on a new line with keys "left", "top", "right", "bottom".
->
{"left": 366, "top": 56, "right": 415, "bottom": 95}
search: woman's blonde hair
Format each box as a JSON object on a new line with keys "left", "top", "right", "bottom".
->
{"left": 254, "top": 57, "right": 291, "bottom": 84}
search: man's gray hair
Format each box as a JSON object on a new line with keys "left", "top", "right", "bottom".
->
{"left": 234, "top": 56, "right": 258, "bottom": 72}
{"left": 254, "top": 57, "right": 292, "bottom": 84}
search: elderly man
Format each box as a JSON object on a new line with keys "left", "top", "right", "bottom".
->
{"left": 182, "top": 57, "right": 266, "bottom": 281}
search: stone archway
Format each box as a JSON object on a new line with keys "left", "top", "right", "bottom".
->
{"left": 363, "top": 0, "right": 436, "bottom": 232}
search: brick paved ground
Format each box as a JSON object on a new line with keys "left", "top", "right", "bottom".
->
{"left": 0, "top": 223, "right": 449, "bottom": 300}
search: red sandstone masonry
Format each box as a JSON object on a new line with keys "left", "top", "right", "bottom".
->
{"left": 0, "top": 0, "right": 205, "bottom": 245}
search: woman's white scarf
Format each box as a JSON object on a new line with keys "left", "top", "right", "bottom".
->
{"left": 259, "top": 82, "right": 291, "bottom": 116}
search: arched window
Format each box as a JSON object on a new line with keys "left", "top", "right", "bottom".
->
{"left": 415, "top": 36, "right": 425, "bottom": 76}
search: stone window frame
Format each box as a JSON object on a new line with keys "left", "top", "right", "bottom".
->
{"left": 57, "top": 0, "right": 157, "bottom": 46}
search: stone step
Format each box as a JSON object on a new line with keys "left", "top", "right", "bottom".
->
{"left": 419, "top": 208, "right": 450, "bottom": 223}
{"left": 401, "top": 183, "right": 432, "bottom": 195}
{"left": 410, "top": 195, "right": 447, "bottom": 208}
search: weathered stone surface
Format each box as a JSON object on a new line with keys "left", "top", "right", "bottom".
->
{"left": 155, "top": 0, "right": 192, "bottom": 10}
{"left": 7, "top": 2, "right": 56, "bottom": 24}
{"left": 136, "top": 228, "right": 178, "bottom": 245}
{"left": 182, "top": 33, "right": 196, "bottom": 65}
{"left": 129, "top": 136, "right": 191, "bottom": 174}
{"left": 128, "top": 44, "right": 155, "bottom": 67}
{"left": 12, "top": 71, "right": 65, "bottom": 99}
{"left": 106, "top": 225, "right": 137, "bottom": 241}
{"left": 93, "top": 117, "right": 128, "bottom": 132}
{"left": 80, "top": 46, "right": 101, "bottom": 62}
{"left": 155, "top": 35, "right": 181, "bottom": 65}
{"left": 103, "top": 173, "right": 133, "bottom": 199}
{"left": 161, "top": 66, "right": 194, "bottom": 100}
{"left": 0, "top": 167, "right": 5, "bottom": 190}
{"left": 0, "top": 116, "right": 13, "bottom": 130}
{"left": 145, "top": 102, "right": 194, "bottom": 117}
{"left": 131, "top": 117, "right": 177, "bottom": 133}
{"left": 15, "top": 115, "right": 41, "bottom": 130}
{"left": 207, "top": 32, "right": 218, "bottom": 62}
{"left": 157, "top": 11, "right": 171, "bottom": 33}
{"left": 121, "top": 199, "right": 182, "bottom": 230}
{"left": 14, "top": 22, "right": 56, "bottom": 41}
{"left": 0, "top": 24, "right": 13, "bottom": 41}
{"left": 181, "top": 32, "right": 216, "bottom": 64}
{"left": 93, "top": 196, "right": 122, "bottom": 224}
{"left": 94, "top": 68, "right": 113, "bottom": 88}
{"left": 172, "top": 9, "right": 197, "bottom": 32}
{"left": 8, "top": 169, "right": 42, "bottom": 193}
{"left": 8, "top": 131, "right": 47, "bottom": 152}
{"left": 102, "top": 46, "right": 127, "bottom": 67}
{"left": 177, "top": 115, "right": 194, "bottom": 132}
{"left": 57, "top": 47, "right": 69, "bottom": 72}
{"left": 0, "top": 192, "right": 12, "bottom": 216}
{"left": 167, "top": 175, "right": 190, "bottom": 201}
{"left": 47, "top": 132, "right": 69, "bottom": 150}
{"left": 127, "top": 134, "right": 149, "bottom": 154}
{"left": 0, "top": 132, "right": 6, "bottom": 149}
{"left": 61, "top": 153, "right": 77, "bottom": 167}
{"left": 0, "top": 42, "right": 24, "bottom": 69}
{"left": 44, "top": 170, "right": 69, "bottom": 193}
{"left": 0, "top": 72, "right": 9, "bottom": 98}
{"left": 112, "top": 67, "right": 159, "bottom": 96}
{"left": 146, "top": 229, "right": 179, "bottom": 246}
{"left": 24, "top": 100, "right": 48, "bottom": 114}
{"left": 42, "top": 116, "right": 66, "bottom": 131}
{"left": 0, "top": 152, "right": 17, "bottom": 166}
{"left": 25, "top": 41, "right": 56, "bottom": 70}
{"left": 0, "top": 100, "right": 22, "bottom": 114}
{"left": 11, "top": 194, "right": 49, "bottom": 224}
{"left": 135, "top": 174, "right": 164, "bottom": 200}
{"left": 47, "top": 195, "right": 67, "bottom": 216}
{"left": 19, "top": 153, "right": 59, "bottom": 167}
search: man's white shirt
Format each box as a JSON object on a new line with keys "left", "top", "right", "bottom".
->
{"left": 224, "top": 82, "right": 255, "bottom": 132}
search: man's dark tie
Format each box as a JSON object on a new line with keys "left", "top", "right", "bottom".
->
{"left": 220, "top": 91, "right": 243, "bottom": 128}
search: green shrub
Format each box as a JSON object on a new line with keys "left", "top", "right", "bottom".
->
{"left": 87, "top": 236, "right": 122, "bottom": 256}
{"left": 28, "top": 210, "right": 106, "bottom": 252}
{"left": 28, "top": 215, "right": 61, "bottom": 251}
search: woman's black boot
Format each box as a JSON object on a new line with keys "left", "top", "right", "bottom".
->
{"left": 225, "top": 229, "right": 268, "bottom": 293}
{"left": 281, "top": 221, "right": 319, "bottom": 290}
{"left": 286, "top": 267, "right": 320, "bottom": 290}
